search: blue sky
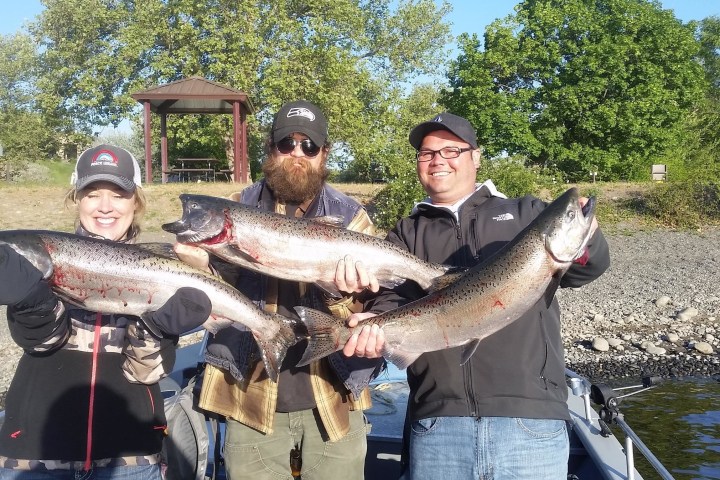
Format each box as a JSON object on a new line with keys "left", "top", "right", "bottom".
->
{"left": 1, "top": 1, "right": 718, "bottom": 38}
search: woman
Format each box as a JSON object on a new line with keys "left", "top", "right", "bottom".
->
{"left": 0, "top": 144, "right": 211, "bottom": 479}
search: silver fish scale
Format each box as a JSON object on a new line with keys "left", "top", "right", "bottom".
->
{"left": 311, "top": 187, "right": 594, "bottom": 368}
{"left": 226, "top": 207, "right": 448, "bottom": 289}
{"left": 172, "top": 194, "right": 450, "bottom": 292}
{"left": 7, "top": 231, "right": 287, "bottom": 338}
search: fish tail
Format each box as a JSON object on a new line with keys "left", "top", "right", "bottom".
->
{"left": 255, "top": 319, "right": 300, "bottom": 382}
{"left": 294, "top": 306, "right": 345, "bottom": 367}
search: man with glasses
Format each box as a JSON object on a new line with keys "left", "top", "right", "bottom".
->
{"left": 346, "top": 112, "right": 610, "bottom": 479}
{"left": 184, "top": 100, "right": 382, "bottom": 480}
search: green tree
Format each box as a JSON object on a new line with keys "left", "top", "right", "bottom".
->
{"left": 30, "top": 0, "right": 452, "bottom": 176}
{"left": 0, "top": 33, "right": 60, "bottom": 177}
{"left": 442, "top": 0, "right": 706, "bottom": 181}
{"left": 681, "top": 16, "right": 720, "bottom": 181}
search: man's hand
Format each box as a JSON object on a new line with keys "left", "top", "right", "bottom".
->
{"left": 174, "top": 243, "right": 212, "bottom": 273}
{"left": 342, "top": 312, "right": 384, "bottom": 358}
{"left": 334, "top": 255, "right": 380, "bottom": 294}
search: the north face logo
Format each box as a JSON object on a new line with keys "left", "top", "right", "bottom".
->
{"left": 492, "top": 213, "right": 514, "bottom": 221}
{"left": 287, "top": 107, "right": 315, "bottom": 121}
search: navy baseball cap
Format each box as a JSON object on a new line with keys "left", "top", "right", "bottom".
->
{"left": 409, "top": 112, "right": 478, "bottom": 150}
{"left": 271, "top": 100, "right": 329, "bottom": 146}
{"left": 71, "top": 144, "right": 142, "bottom": 192}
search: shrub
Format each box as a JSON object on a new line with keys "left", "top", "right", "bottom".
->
{"left": 368, "top": 174, "right": 426, "bottom": 231}
{"left": 642, "top": 181, "right": 720, "bottom": 228}
{"left": 478, "top": 156, "right": 542, "bottom": 198}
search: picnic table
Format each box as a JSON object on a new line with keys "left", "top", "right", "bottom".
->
{"left": 165, "top": 158, "right": 221, "bottom": 182}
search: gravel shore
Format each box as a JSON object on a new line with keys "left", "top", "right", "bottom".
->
{"left": 559, "top": 228, "right": 720, "bottom": 381}
{"left": 0, "top": 228, "right": 718, "bottom": 404}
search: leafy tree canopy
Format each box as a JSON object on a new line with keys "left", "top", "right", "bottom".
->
{"left": 442, "top": 0, "right": 707, "bottom": 181}
{"left": 30, "top": 0, "right": 452, "bottom": 176}
{"left": 0, "top": 33, "right": 61, "bottom": 166}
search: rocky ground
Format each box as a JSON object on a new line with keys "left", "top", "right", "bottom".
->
{"left": 559, "top": 228, "right": 720, "bottom": 382}
{"left": 0, "top": 228, "right": 717, "bottom": 406}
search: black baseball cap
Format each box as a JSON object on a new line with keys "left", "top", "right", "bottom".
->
{"left": 409, "top": 112, "right": 478, "bottom": 150}
{"left": 271, "top": 100, "right": 328, "bottom": 146}
{"left": 71, "top": 144, "right": 142, "bottom": 192}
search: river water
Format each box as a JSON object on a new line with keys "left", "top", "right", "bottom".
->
{"left": 612, "top": 377, "right": 720, "bottom": 479}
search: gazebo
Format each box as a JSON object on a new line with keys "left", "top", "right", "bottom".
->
{"left": 130, "top": 76, "right": 254, "bottom": 183}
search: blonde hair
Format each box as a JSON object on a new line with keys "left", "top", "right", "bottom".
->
{"left": 64, "top": 186, "right": 147, "bottom": 236}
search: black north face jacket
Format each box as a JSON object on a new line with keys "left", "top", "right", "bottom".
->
{"left": 367, "top": 182, "right": 610, "bottom": 422}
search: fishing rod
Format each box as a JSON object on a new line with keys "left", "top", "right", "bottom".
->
{"left": 566, "top": 369, "right": 675, "bottom": 480}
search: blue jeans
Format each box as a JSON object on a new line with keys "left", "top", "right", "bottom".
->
{"left": 401, "top": 416, "right": 568, "bottom": 480}
{"left": 0, "top": 464, "right": 161, "bottom": 480}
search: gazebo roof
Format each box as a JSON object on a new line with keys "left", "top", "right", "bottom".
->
{"left": 130, "top": 76, "right": 254, "bottom": 114}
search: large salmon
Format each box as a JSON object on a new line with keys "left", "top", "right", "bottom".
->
{"left": 0, "top": 230, "right": 301, "bottom": 381}
{"left": 161, "top": 194, "right": 455, "bottom": 297}
{"left": 295, "top": 187, "right": 599, "bottom": 369}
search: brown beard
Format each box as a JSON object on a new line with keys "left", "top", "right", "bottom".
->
{"left": 262, "top": 155, "right": 329, "bottom": 204}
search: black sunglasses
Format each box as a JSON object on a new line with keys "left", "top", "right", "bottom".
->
{"left": 274, "top": 137, "right": 322, "bottom": 157}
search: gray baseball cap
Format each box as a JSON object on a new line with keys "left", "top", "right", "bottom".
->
{"left": 71, "top": 144, "right": 142, "bottom": 192}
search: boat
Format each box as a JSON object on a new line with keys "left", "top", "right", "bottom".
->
{"left": 160, "top": 336, "right": 676, "bottom": 480}
{"left": 0, "top": 334, "right": 675, "bottom": 479}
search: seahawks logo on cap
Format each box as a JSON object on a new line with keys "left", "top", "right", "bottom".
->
{"left": 91, "top": 150, "right": 119, "bottom": 167}
{"left": 287, "top": 107, "right": 316, "bottom": 122}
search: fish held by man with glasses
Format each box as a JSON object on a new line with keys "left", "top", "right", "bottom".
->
{"left": 295, "top": 187, "right": 597, "bottom": 369}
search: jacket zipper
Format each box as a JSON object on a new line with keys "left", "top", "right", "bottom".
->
{"left": 455, "top": 213, "right": 480, "bottom": 416}
{"left": 537, "top": 312, "right": 560, "bottom": 390}
{"left": 84, "top": 312, "right": 103, "bottom": 471}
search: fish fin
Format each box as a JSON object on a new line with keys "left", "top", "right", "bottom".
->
{"left": 52, "top": 290, "right": 88, "bottom": 309}
{"left": 384, "top": 350, "right": 419, "bottom": 370}
{"left": 253, "top": 316, "right": 300, "bottom": 382}
{"left": 135, "top": 242, "right": 179, "bottom": 259}
{"left": 309, "top": 215, "right": 345, "bottom": 227}
{"left": 201, "top": 316, "right": 238, "bottom": 335}
{"left": 314, "top": 281, "right": 342, "bottom": 299}
{"left": 377, "top": 277, "right": 407, "bottom": 290}
{"left": 294, "top": 306, "right": 345, "bottom": 367}
{"left": 308, "top": 215, "right": 345, "bottom": 227}
{"left": 224, "top": 245, "right": 264, "bottom": 265}
{"left": 427, "top": 269, "right": 467, "bottom": 293}
{"left": 460, "top": 339, "right": 481, "bottom": 365}
{"left": 544, "top": 273, "right": 562, "bottom": 308}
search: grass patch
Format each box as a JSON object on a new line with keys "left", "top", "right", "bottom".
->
{"left": 45, "top": 161, "right": 77, "bottom": 185}
{"left": 0, "top": 179, "right": 716, "bottom": 236}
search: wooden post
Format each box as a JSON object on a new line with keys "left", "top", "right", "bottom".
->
{"left": 143, "top": 102, "right": 152, "bottom": 183}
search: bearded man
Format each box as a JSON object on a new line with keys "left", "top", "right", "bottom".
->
{"left": 188, "top": 100, "right": 383, "bottom": 480}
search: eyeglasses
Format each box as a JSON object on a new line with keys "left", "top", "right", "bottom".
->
{"left": 274, "top": 137, "right": 322, "bottom": 157}
{"left": 416, "top": 147, "right": 474, "bottom": 162}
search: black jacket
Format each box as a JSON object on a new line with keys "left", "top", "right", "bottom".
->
{"left": 0, "top": 302, "right": 173, "bottom": 463}
{"left": 368, "top": 184, "right": 610, "bottom": 422}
